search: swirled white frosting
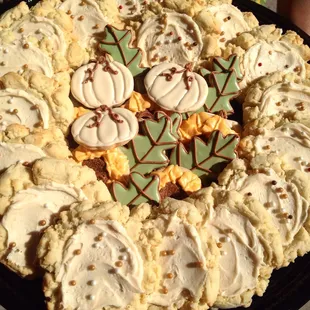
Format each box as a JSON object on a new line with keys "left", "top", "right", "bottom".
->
{"left": 0, "top": 88, "right": 50, "bottom": 131}
{"left": 58, "top": 221, "right": 143, "bottom": 309}
{"left": 117, "top": 0, "right": 147, "bottom": 18}
{"left": 225, "top": 170, "right": 309, "bottom": 246}
{"left": 148, "top": 214, "right": 207, "bottom": 307}
{"left": 206, "top": 4, "right": 250, "bottom": 48}
{"left": 0, "top": 143, "right": 46, "bottom": 172}
{"left": 71, "top": 107, "right": 138, "bottom": 150}
{"left": 254, "top": 122, "right": 310, "bottom": 171}
{"left": 241, "top": 41, "right": 306, "bottom": 88}
{"left": 137, "top": 12, "right": 203, "bottom": 67}
{"left": 258, "top": 82, "right": 310, "bottom": 118}
{"left": 9, "top": 15, "right": 67, "bottom": 56}
{"left": 206, "top": 206, "right": 264, "bottom": 297}
{"left": 2, "top": 184, "right": 86, "bottom": 272}
{"left": 59, "top": 0, "right": 109, "bottom": 49}
{"left": 0, "top": 42, "right": 54, "bottom": 77}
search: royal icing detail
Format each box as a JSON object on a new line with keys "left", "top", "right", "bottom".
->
{"left": 100, "top": 25, "right": 146, "bottom": 77}
{"left": 255, "top": 82, "right": 310, "bottom": 118}
{"left": 253, "top": 123, "right": 310, "bottom": 171}
{"left": 58, "top": 0, "right": 109, "bottom": 48}
{"left": 147, "top": 214, "right": 207, "bottom": 307}
{"left": 71, "top": 57, "right": 134, "bottom": 109}
{"left": 226, "top": 169, "right": 309, "bottom": 246}
{"left": 206, "top": 205, "right": 264, "bottom": 297}
{"left": 1, "top": 184, "right": 86, "bottom": 274}
{"left": 112, "top": 172, "right": 160, "bottom": 206}
{"left": 0, "top": 88, "right": 50, "bottom": 131}
{"left": 170, "top": 131, "right": 239, "bottom": 184}
{"left": 9, "top": 15, "right": 67, "bottom": 56}
{"left": 0, "top": 143, "right": 46, "bottom": 172}
{"left": 137, "top": 12, "right": 203, "bottom": 67}
{"left": 121, "top": 111, "right": 181, "bottom": 175}
{"left": 241, "top": 41, "right": 306, "bottom": 89}
{"left": 71, "top": 105, "right": 139, "bottom": 150}
{"left": 0, "top": 42, "right": 54, "bottom": 77}
{"left": 58, "top": 220, "right": 143, "bottom": 308}
{"left": 206, "top": 4, "right": 251, "bottom": 48}
{"left": 145, "top": 63, "right": 208, "bottom": 113}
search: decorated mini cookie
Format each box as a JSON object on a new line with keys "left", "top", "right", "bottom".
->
{"left": 0, "top": 142, "right": 46, "bottom": 172}
{"left": 100, "top": 25, "right": 146, "bottom": 77}
{"left": 0, "top": 88, "right": 49, "bottom": 131}
{"left": 0, "top": 42, "right": 54, "bottom": 77}
{"left": 137, "top": 12, "right": 203, "bottom": 67}
{"left": 71, "top": 105, "right": 139, "bottom": 150}
{"left": 220, "top": 159, "right": 309, "bottom": 251}
{"left": 58, "top": 0, "right": 110, "bottom": 48}
{"left": 121, "top": 111, "right": 182, "bottom": 175}
{"left": 112, "top": 172, "right": 160, "bottom": 206}
{"left": 241, "top": 122, "right": 310, "bottom": 172}
{"left": 37, "top": 201, "right": 144, "bottom": 309}
{"left": 186, "top": 188, "right": 283, "bottom": 308}
{"left": 144, "top": 63, "right": 208, "bottom": 113}
{"left": 170, "top": 131, "right": 239, "bottom": 184}
{"left": 71, "top": 57, "right": 134, "bottom": 109}
{"left": 243, "top": 72, "right": 310, "bottom": 125}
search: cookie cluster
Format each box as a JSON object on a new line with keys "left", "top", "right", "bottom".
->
{"left": 0, "top": 0, "right": 310, "bottom": 309}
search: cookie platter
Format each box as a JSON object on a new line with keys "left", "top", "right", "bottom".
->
{"left": 0, "top": 0, "right": 310, "bottom": 309}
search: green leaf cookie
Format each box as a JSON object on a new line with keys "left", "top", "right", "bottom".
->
{"left": 111, "top": 172, "right": 160, "bottom": 206}
{"left": 213, "top": 54, "right": 243, "bottom": 80}
{"left": 121, "top": 111, "right": 181, "bottom": 175}
{"left": 170, "top": 131, "right": 239, "bottom": 184}
{"left": 99, "top": 25, "right": 146, "bottom": 77}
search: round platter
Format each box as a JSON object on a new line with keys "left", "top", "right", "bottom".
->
{"left": 0, "top": 1, "right": 310, "bottom": 309}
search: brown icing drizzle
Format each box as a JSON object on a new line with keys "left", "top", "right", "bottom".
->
{"left": 83, "top": 54, "right": 118, "bottom": 84}
{"left": 87, "top": 105, "right": 124, "bottom": 128}
{"left": 160, "top": 63, "right": 195, "bottom": 90}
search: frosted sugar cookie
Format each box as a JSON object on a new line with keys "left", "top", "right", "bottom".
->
{"left": 0, "top": 158, "right": 111, "bottom": 277}
{"left": 218, "top": 159, "right": 310, "bottom": 266}
{"left": 37, "top": 200, "right": 145, "bottom": 310}
{"left": 186, "top": 187, "right": 283, "bottom": 308}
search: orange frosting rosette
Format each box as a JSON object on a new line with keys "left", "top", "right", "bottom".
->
{"left": 124, "top": 91, "right": 154, "bottom": 113}
{"left": 72, "top": 146, "right": 129, "bottom": 181}
{"left": 74, "top": 107, "right": 91, "bottom": 119}
{"left": 153, "top": 165, "right": 201, "bottom": 194}
{"left": 179, "top": 112, "right": 238, "bottom": 143}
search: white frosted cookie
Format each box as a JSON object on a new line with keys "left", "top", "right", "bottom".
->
{"left": 71, "top": 60, "right": 134, "bottom": 109}
{"left": 186, "top": 187, "right": 283, "bottom": 308}
{"left": 0, "top": 70, "right": 74, "bottom": 134}
{"left": 137, "top": 198, "right": 220, "bottom": 309}
{"left": 0, "top": 158, "right": 112, "bottom": 277}
{"left": 243, "top": 72, "right": 310, "bottom": 125}
{"left": 137, "top": 12, "right": 203, "bottom": 67}
{"left": 0, "top": 142, "right": 45, "bottom": 173}
{"left": 144, "top": 62, "right": 208, "bottom": 112}
{"left": 37, "top": 200, "right": 146, "bottom": 310}
{"left": 223, "top": 25, "right": 310, "bottom": 91}
{"left": 195, "top": 4, "right": 258, "bottom": 57}
{"left": 72, "top": 106, "right": 138, "bottom": 150}
{"left": 218, "top": 159, "right": 310, "bottom": 265}
{"left": 240, "top": 121, "right": 310, "bottom": 173}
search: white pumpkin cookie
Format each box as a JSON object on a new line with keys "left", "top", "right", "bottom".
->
{"left": 0, "top": 158, "right": 112, "bottom": 277}
{"left": 0, "top": 70, "right": 74, "bottom": 134}
{"left": 218, "top": 159, "right": 310, "bottom": 266}
{"left": 194, "top": 3, "right": 258, "bottom": 57}
{"left": 186, "top": 187, "right": 283, "bottom": 308}
{"left": 72, "top": 106, "right": 138, "bottom": 150}
{"left": 71, "top": 58, "right": 134, "bottom": 109}
{"left": 136, "top": 198, "right": 220, "bottom": 309}
{"left": 243, "top": 71, "right": 310, "bottom": 125}
{"left": 144, "top": 62, "right": 208, "bottom": 113}
{"left": 37, "top": 200, "right": 146, "bottom": 310}
{"left": 137, "top": 11, "right": 203, "bottom": 67}
{"left": 223, "top": 25, "right": 310, "bottom": 92}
